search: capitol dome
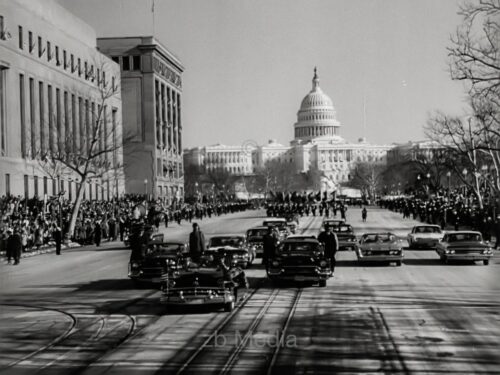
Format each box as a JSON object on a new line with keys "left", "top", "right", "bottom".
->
{"left": 294, "top": 68, "right": 341, "bottom": 143}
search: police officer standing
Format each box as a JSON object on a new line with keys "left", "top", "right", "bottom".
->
{"left": 189, "top": 223, "right": 206, "bottom": 263}
{"left": 318, "top": 225, "right": 339, "bottom": 274}
{"left": 7, "top": 227, "right": 22, "bottom": 265}
{"left": 263, "top": 226, "right": 278, "bottom": 269}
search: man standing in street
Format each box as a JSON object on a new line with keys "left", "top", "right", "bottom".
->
{"left": 362, "top": 207, "right": 367, "bottom": 222}
{"left": 53, "top": 225, "right": 62, "bottom": 255}
{"left": 7, "top": 227, "right": 23, "bottom": 265}
{"left": 263, "top": 226, "right": 278, "bottom": 270}
{"left": 318, "top": 225, "right": 339, "bottom": 274}
{"left": 189, "top": 223, "right": 206, "bottom": 263}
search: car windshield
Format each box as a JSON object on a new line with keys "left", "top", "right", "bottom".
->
{"left": 362, "top": 234, "right": 395, "bottom": 243}
{"left": 446, "top": 233, "right": 482, "bottom": 242}
{"left": 333, "top": 225, "right": 353, "bottom": 233}
{"left": 263, "top": 220, "right": 286, "bottom": 226}
{"left": 247, "top": 229, "right": 267, "bottom": 238}
{"left": 209, "top": 237, "right": 244, "bottom": 247}
{"left": 147, "top": 243, "right": 185, "bottom": 255}
{"left": 415, "top": 226, "right": 441, "bottom": 234}
{"left": 282, "top": 242, "right": 318, "bottom": 253}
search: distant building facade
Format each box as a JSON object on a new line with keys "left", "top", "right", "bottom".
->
{"left": 0, "top": 0, "right": 124, "bottom": 199}
{"left": 184, "top": 69, "right": 392, "bottom": 191}
{"left": 97, "top": 36, "right": 184, "bottom": 202}
{"left": 387, "top": 140, "right": 445, "bottom": 165}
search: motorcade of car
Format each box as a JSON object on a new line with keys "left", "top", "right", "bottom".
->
{"left": 267, "top": 238, "right": 332, "bottom": 287}
{"left": 128, "top": 241, "right": 188, "bottom": 285}
{"left": 246, "top": 226, "right": 268, "bottom": 258}
{"left": 407, "top": 225, "right": 443, "bottom": 249}
{"left": 356, "top": 232, "right": 404, "bottom": 266}
{"left": 328, "top": 223, "right": 357, "bottom": 251}
{"left": 203, "top": 235, "right": 255, "bottom": 268}
{"left": 435, "top": 231, "right": 493, "bottom": 265}
{"left": 160, "top": 251, "right": 249, "bottom": 312}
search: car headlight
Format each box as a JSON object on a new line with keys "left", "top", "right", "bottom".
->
{"left": 271, "top": 260, "right": 280, "bottom": 267}
{"left": 131, "top": 262, "right": 140, "bottom": 269}
{"left": 449, "top": 250, "right": 455, "bottom": 254}
{"left": 319, "top": 260, "right": 328, "bottom": 267}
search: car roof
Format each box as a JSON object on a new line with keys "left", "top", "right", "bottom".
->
{"left": 247, "top": 226, "right": 268, "bottom": 230}
{"left": 263, "top": 217, "right": 287, "bottom": 221}
{"left": 287, "top": 234, "right": 316, "bottom": 239}
{"left": 414, "top": 224, "right": 441, "bottom": 228}
{"left": 361, "top": 232, "right": 396, "bottom": 236}
{"left": 282, "top": 238, "right": 319, "bottom": 244}
{"left": 444, "top": 231, "right": 482, "bottom": 235}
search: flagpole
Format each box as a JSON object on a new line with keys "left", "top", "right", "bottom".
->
{"left": 152, "top": 0, "right": 156, "bottom": 37}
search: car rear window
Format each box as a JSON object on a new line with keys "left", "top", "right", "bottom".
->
{"left": 447, "top": 233, "right": 481, "bottom": 242}
{"left": 415, "top": 226, "right": 441, "bottom": 233}
{"left": 209, "top": 237, "right": 243, "bottom": 247}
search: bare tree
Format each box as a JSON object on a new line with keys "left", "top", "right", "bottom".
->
{"left": 346, "top": 162, "right": 385, "bottom": 199}
{"left": 33, "top": 58, "right": 127, "bottom": 237}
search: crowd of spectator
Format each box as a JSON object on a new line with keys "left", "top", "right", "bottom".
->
{"left": 0, "top": 194, "right": 254, "bottom": 262}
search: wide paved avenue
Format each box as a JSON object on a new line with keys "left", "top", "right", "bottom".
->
{"left": 1, "top": 207, "right": 499, "bottom": 374}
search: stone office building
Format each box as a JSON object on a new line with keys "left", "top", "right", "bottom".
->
{"left": 97, "top": 36, "right": 184, "bottom": 202}
{"left": 0, "top": 0, "right": 124, "bottom": 200}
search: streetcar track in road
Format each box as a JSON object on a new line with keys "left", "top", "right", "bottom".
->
{"left": 371, "top": 306, "right": 410, "bottom": 375}
{"left": 0, "top": 289, "right": 157, "bottom": 372}
{"left": 218, "top": 288, "right": 285, "bottom": 375}
{"left": 172, "top": 284, "right": 273, "bottom": 375}
{"left": 266, "top": 288, "right": 302, "bottom": 375}
{"left": 0, "top": 302, "right": 77, "bottom": 371}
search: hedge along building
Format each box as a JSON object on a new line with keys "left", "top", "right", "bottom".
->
{"left": 0, "top": 0, "right": 124, "bottom": 200}
{"left": 97, "top": 36, "right": 184, "bottom": 203}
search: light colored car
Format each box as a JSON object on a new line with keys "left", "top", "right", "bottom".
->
{"left": 435, "top": 231, "right": 493, "bottom": 265}
{"left": 356, "top": 232, "right": 404, "bottom": 266}
{"left": 407, "top": 225, "right": 443, "bottom": 249}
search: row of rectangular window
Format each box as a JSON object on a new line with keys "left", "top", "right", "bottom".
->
{"left": 111, "top": 55, "right": 141, "bottom": 71}
{"left": 17, "top": 25, "right": 114, "bottom": 88}
{"left": 4, "top": 173, "right": 113, "bottom": 200}
{"left": 19, "top": 73, "right": 119, "bottom": 164}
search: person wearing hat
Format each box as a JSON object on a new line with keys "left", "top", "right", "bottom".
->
{"left": 189, "top": 222, "right": 206, "bottom": 263}
{"left": 494, "top": 216, "right": 500, "bottom": 249}
{"left": 5, "top": 228, "right": 13, "bottom": 264}
{"left": 7, "top": 227, "right": 22, "bottom": 265}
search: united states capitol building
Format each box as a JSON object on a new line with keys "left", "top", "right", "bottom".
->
{"left": 184, "top": 69, "right": 392, "bottom": 191}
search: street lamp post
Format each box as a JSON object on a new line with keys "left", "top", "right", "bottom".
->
{"left": 446, "top": 171, "right": 451, "bottom": 199}
{"left": 462, "top": 169, "right": 468, "bottom": 202}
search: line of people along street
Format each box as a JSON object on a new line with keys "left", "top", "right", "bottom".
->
{"left": 0, "top": 193, "right": 254, "bottom": 264}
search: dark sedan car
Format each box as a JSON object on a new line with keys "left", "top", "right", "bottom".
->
{"left": 436, "top": 231, "right": 493, "bottom": 265}
{"left": 246, "top": 226, "right": 269, "bottom": 258}
{"left": 128, "top": 241, "right": 188, "bottom": 285}
{"left": 267, "top": 238, "right": 332, "bottom": 286}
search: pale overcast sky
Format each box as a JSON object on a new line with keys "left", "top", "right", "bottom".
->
{"left": 59, "top": 0, "right": 466, "bottom": 148}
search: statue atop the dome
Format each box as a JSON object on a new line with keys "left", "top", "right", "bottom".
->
{"left": 312, "top": 67, "right": 320, "bottom": 90}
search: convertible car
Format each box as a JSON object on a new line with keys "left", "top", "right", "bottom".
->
{"left": 356, "top": 233, "right": 404, "bottom": 266}
{"left": 246, "top": 226, "right": 268, "bottom": 258}
{"left": 160, "top": 253, "right": 249, "bottom": 312}
{"left": 267, "top": 238, "right": 332, "bottom": 286}
{"left": 203, "top": 235, "right": 255, "bottom": 268}
{"left": 407, "top": 225, "right": 443, "bottom": 249}
{"left": 435, "top": 231, "right": 493, "bottom": 265}
{"left": 128, "top": 241, "right": 188, "bottom": 285}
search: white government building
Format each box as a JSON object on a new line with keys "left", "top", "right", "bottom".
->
{"left": 184, "top": 69, "right": 392, "bottom": 191}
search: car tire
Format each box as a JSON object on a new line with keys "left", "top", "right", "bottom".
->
{"left": 318, "top": 280, "right": 327, "bottom": 287}
{"left": 483, "top": 260, "right": 489, "bottom": 266}
{"left": 224, "top": 301, "right": 235, "bottom": 312}
{"left": 444, "top": 257, "right": 449, "bottom": 264}
{"left": 395, "top": 260, "right": 402, "bottom": 266}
